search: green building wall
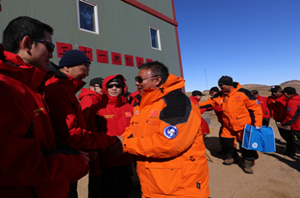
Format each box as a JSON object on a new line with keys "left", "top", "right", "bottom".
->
{"left": 0, "top": 0, "right": 182, "bottom": 92}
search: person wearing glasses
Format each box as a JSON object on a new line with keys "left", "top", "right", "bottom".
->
{"left": 0, "top": 16, "right": 89, "bottom": 197}
{"left": 44, "top": 50, "right": 121, "bottom": 198}
{"left": 199, "top": 76, "right": 262, "bottom": 174}
{"left": 113, "top": 61, "right": 209, "bottom": 198}
{"left": 95, "top": 75, "right": 134, "bottom": 198}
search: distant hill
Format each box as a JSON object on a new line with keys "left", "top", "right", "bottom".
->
{"left": 186, "top": 80, "right": 300, "bottom": 99}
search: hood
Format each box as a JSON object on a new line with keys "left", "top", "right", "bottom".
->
{"left": 102, "top": 74, "right": 127, "bottom": 106}
{"left": 0, "top": 51, "right": 54, "bottom": 92}
{"left": 140, "top": 73, "right": 185, "bottom": 107}
{"left": 78, "top": 88, "right": 102, "bottom": 101}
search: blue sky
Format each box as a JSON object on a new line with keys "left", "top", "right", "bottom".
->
{"left": 174, "top": 0, "right": 300, "bottom": 92}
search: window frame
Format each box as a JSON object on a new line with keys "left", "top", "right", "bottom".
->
{"left": 149, "top": 26, "right": 161, "bottom": 51}
{"left": 77, "top": 0, "right": 99, "bottom": 34}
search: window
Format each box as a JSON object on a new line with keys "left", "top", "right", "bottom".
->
{"left": 149, "top": 27, "right": 161, "bottom": 50}
{"left": 77, "top": 0, "right": 99, "bottom": 34}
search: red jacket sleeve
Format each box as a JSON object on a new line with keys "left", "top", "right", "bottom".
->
{"left": 44, "top": 85, "right": 117, "bottom": 151}
{"left": 80, "top": 96, "right": 104, "bottom": 132}
{"left": 267, "top": 94, "right": 286, "bottom": 112}
{"left": 0, "top": 84, "right": 88, "bottom": 186}
{"left": 282, "top": 99, "right": 299, "bottom": 126}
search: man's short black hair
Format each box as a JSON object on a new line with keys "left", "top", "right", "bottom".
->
{"left": 139, "top": 61, "right": 169, "bottom": 85}
{"left": 2, "top": 16, "right": 53, "bottom": 53}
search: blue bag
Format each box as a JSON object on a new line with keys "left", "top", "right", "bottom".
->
{"left": 242, "top": 124, "right": 276, "bottom": 153}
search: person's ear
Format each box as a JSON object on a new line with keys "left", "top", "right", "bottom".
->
{"left": 20, "top": 36, "right": 32, "bottom": 53}
{"left": 154, "top": 76, "right": 162, "bottom": 86}
{"left": 63, "top": 66, "right": 70, "bottom": 73}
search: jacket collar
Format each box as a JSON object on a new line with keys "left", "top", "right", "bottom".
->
{"left": 223, "top": 82, "right": 241, "bottom": 96}
{"left": 46, "top": 73, "right": 86, "bottom": 94}
{"left": 78, "top": 88, "right": 102, "bottom": 101}
{"left": 0, "top": 51, "right": 54, "bottom": 92}
{"left": 139, "top": 73, "right": 185, "bottom": 107}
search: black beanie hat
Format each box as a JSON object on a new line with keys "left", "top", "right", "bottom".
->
{"left": 58, "top": 50, "right": 91, "bottom": 68}
{"left": 192, "top": 90, "right": 205, "bottom": 96}
{"left": 209, "top": 86, "right": 219, "bottom": 93}
{"left": 283, "top": 87, "right": 297, "bottom": 95}
{"left": 218, "top": 76, "right": 233, "bottom": 86}
{"left": 89, "top": 77, "right": 104, "bottom": 87}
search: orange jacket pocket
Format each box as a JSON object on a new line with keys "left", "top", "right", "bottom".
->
{"left": 145, "top": 167, "right": 183, "bottom": 195}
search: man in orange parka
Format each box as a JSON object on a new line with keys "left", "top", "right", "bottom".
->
{"left": 199, "top": 76, "right": 262, "bottom": 174}
{"left": 115, "top": 61, "right": 209, "bottom": 198}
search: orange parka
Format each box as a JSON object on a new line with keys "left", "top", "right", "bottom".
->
{"left": 121, "top": 74, "right": 209, "bottom": 198}
{"left": 199, "top": 82, "right": 263, "bottom": 132}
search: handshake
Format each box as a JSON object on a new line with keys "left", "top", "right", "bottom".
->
{"left": 104, "top": 135, "right": 124, "bottom": 156}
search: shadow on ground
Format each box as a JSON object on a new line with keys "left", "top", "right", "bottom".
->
{"left": 264, "top": 138, "right": 300, "bottom": 172}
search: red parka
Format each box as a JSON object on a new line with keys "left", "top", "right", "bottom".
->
{"left": 78, "top": 88, "right": 107, "bottom": 176}
{"left": 189, "top": 96, "right": 210, "bottom": 135}
{"left": 0, "top": 51, "right": 88, "bottom": 198}
{"left": 256, "top": 95, "right": 271, "bottom": 119}
{"left": 97, "top": 75, "right": 133, "bottom": 167}
{"left": 44, "top": 73, "right": 117, "bottom": 151}
{"left": 282, "top": 94, "right": 300, "bottom": 131}
{"left": 78, "top": 88, "right": 106, "bottom": 131}
{"left": 128, "top": 90, "right": 140, "bottom": 106}
{"left": 267, "top": 94, "right": 287, "bottom": 121}
{"left": 190, "top": 95, "right": 207, "bottom": 114}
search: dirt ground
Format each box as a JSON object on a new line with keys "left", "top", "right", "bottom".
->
{"left": 78, "top": 110, "right": 300, "bottom": 198}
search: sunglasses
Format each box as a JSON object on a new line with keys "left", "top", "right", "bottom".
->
{"left": 107, "top": 83, "right": 122, "bottom": 89}
{"left": 31, "top": 38, "right": 55, "bottom": 53}
{"left": 218, "top": 83, "right": 224, "bottom": 87}
{"left": 135, "top": 75, "right": 157, "bottom": 83}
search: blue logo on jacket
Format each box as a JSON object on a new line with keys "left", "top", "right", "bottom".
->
{"left": 163, "top": 125, "right": 178, "bottom": 139}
